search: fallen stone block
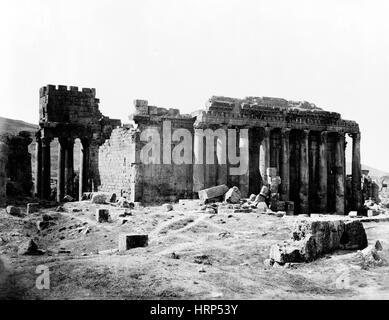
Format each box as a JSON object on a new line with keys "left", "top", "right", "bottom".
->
{"left": 233, "top": 208, "right": 252, "bottom": 213}
{"left": 62, "top": 195, "right": 74, "bottom": 202}
{"left": 162, "top": 203, "right": 173, "bottom": 212}
{"left": 340, "top": 220, "right": 368, "bottom": 250}
{"left": 6, "top": 205, "right": 22, "bottom": 217}
{"left": 117, "top": 197, "right": 134, "bottom": 209}
{"left": 367, "top": 209, "right": 379, "bottom": 217}
{"left": 18, "top": 239, "right": 45, "bottom": 255}
{"left": 256, "top": 202, "right": 268, "bottom": 213}
{"left": 118, "top": 234, "right": 148, "bottom": 251}
{"left": 254, "top": 194, "right": 266, "bottom": 203}
{"left": 375, "top": 240, "right": 383, "bottom": 251}
{"left": 348, "top": 211, "right": 358, "bottom": 217}
{"left": 271, "top": 218, "right": 368, "bottom": 264}
{"left": 26, "top": 203, "right": 39, "bottom": 214}
{"left": 96, "top": 208, "right": 110, "bottom": 223}
{"left": 270, "top": 241, "right": 307, "bottom": 264}
{"left": 358, "top": 245, "right": 384, "bottom": 266}
{"left": 91, "top": 192, "right": 116, "bottom": 204}
{"left": 36, "top": 220, "right": 56, "bottom": 231}
{"left": 249, "top": 194, "right": 256, "bottom": 201}
{"left": 224, "top": 186, "right": 241, "bottom": 204}
{"left": 259, "top": 186, "right": 269, "bottom": 197}
{"left": 198, "top": 185, "right": 229, "bottom": 202}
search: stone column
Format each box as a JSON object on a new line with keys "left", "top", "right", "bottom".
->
{"left": 299, "top": 130, "right": 309, "bottom": 215}
{"left": 34, "top": 135, "right": 42, "bottom": 197}
{"left": 280, "top": 128, "right": 290, "bottom": 201}
{"left": 351, "top": 132, "right": 362, "bottom": 211}
{"left": 259, "top": 127, "right": 271, "bottom": 184}
{"left": 193, "top": 130, "right": 205, "bottom": 193}
{"left": 335, "top": 132, "right": 345, "bottom": 215}
{"left": 57, "top": 138, "right": 66, "bottom": 202}
{"left": 318, "top": 131, "right": 328, "bottom": 212}
{"left": 64, "top": 138, "right": 74, "bottom": 197}
{"left": 79, "top": 138, "right": 90, "bottom": 200}
{"left": 41, "top": 136, "right": 52, "bottom": 199}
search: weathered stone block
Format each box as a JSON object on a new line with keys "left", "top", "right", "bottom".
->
{"left": 6, "top": 205, "right": 22, "bottom": 217}
{"left": 91, "top": 192, "right": 116, "bottom": 204}
{"left": 340, "top": 220, "right": 368, "bottom": 250}
{"left": 256, "top": 202, "right": 268, "bottom": 213}
{"left": 271, "top": 218, "right": 368, "bottom": 264}
{"left": 27, "top": 203, "right": 39, "bottom": 214}
{"left": 198, "top": 185, "right": 229, "bottom": 202}
{"left": 367, "top": 209, "right": 379, "bottom": 217}
{"left": 118, "top": 234, "right": 148, "bottom": 251}
{"left": 224, "top": 186, "right": 241, "bottom": 204}
{"left": 348, "top": 211, "right": 358, "bottom": 217}
{"left": 162, "top": 203, "right": 173, "bottom": 212}
{"left": 266, "top": 167, "right": 277, "bottom": 177}
{"left": 96, "top": 208, "right": 110, "bottom": 223}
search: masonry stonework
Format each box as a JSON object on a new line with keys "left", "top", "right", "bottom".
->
{"left": 34, "top": 86, "right": 363, "bottom": 215}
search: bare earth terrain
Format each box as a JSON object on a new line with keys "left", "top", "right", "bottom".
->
{"left": 1, "top": 200, "right": 389, "bottom": 300}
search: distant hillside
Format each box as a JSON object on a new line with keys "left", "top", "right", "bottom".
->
{"left": 346, "top": 162, "right": 389, "bottom": 179}
{"left": 0, "top": 116, "right": 38, "bottom": 135}
{"left": 0, "top": 116, "right": 80, "bottom": 180}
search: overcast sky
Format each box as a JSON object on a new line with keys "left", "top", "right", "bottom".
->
{"left": 1, "top": 0, "right": 388, "bottom": 171}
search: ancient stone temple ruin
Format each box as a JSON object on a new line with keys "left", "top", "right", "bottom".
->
{"left": 35, "top": 85, "right": 121, "bottom": 201}
{"left": 34, "top": 85, "right": 362, "bottom": 215}
{"left": 0, "top": 131, "right": 33, "bottom": 205}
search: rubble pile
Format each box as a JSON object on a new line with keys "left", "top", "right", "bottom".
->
{"left": 195, "top": 167, "right": 294, "bottom": 217}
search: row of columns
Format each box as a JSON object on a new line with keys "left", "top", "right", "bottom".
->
{"left": 259, "top": 128, "right": 362, "bottom": 214}
{"left": 192, "top": 126, "right": 362, "bottom": 215}
{"left": 35, "top": 135, "right": 91, "bottom": 201}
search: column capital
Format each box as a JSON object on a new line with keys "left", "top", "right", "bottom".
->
{"left": 349, "top": 132, "right": 361, "bottom": 141}
{"left": 41, "top": 136, "right": 53, "bottom": 145}
{"left": 80, "top": 137, "right": 90, "bottom": 148}
{"left": 301, "top": 129, "right": 310, "bottom": 139}
{"left": 263, "top": 126, "right": 272, "bottom": 137}
{"left": 281, "top": 128, "right": 291, "bottom": 138}
{"left": 320, "top": 130, "right": 328, "bottom": 141}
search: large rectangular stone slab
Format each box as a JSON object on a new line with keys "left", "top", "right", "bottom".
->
{"left": 118, "top": 234, "right": 148, "bottom": 251}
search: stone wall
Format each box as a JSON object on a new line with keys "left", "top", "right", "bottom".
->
{"left": 98, "top": 126, "right": 137, "bottom": 199}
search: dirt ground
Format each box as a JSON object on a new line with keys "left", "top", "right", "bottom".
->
{"left": 1, "top": 199, "right": 389, "bottom": 300}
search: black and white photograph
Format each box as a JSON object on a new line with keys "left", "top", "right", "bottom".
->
{"left": 1, "top": 0, "right": 389, "bottom": 305}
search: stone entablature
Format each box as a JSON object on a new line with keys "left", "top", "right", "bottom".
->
{"left": 196, "top": 96, "right": 359, "bottom": 134}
